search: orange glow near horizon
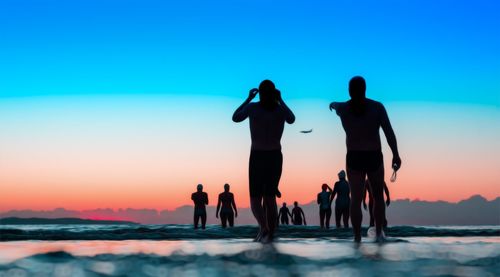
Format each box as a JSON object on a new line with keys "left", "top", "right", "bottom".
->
{"left": 0, "top": 98, "right": 499, "bottom": 211}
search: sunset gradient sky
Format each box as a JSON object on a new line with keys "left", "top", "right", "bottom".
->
{"left": 1, "top": 0, "right": 499, "bottom": 211}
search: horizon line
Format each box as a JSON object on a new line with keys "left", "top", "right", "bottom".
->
{"left": 1, "top": 194, "right": 497, "bottom": 213}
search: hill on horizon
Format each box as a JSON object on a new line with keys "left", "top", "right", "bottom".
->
{"left": 1, "top": 195, "right": 498, "bottom": 226}
{"left": 0, "top": 217, "right": 138, "bottom": 225}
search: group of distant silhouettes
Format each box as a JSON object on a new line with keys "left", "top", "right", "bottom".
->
{"left": 191, "top": 76, "right": 401, "bottom": 243}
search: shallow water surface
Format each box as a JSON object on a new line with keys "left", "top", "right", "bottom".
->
{"left": 0, "top": 237, "right": 499, "bottom": 276}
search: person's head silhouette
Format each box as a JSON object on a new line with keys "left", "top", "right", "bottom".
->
{"left": 224, "top": 183, "right": 230, "bottom": 192}
{"left": 294, "top": 201, "right": 298, "bottom": 207}
{"left": 282, "top": 202, "right": 287, "bottom": 207}
{"left": 349, "top": 76, "right": 366, "bottom": 102}
{"left": 338, "top": 170, "right": 346, "bottom": 180}
{"left": 258, "top": 79, "right": 278, "bottom": 109}
{"left": 322, "top": 184, "right": 328, "bottom": 192}
{"left": 197, "top": 184, "right": 203, "bottom": 192}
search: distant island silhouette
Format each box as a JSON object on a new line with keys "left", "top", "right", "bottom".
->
{"left": 0, "top": 195, "right": 498, "bottom": 225}
{"left": 0, "top": 217, "right": 137, "bottom": 225}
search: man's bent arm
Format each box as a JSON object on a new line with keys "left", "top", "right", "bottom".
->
{"left": 380, "top": 105, "right": 401, "bottom": 168}
{"left": 279, "top": 98, "right": 295, "bottom": 124}
{"left": 232, "top": 99, "right": 252, "bottom": 122}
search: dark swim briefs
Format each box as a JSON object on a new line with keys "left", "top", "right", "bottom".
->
{"left": 346, "top": 150, "right": 383, "bottom": 171}
{"left": 249, "top": 150, "right": 283, "bottom": 197}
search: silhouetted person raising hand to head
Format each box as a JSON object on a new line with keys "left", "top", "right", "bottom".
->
{"left": 331, "top": 170, "right": 350, "bottom": 228}
{"left": 329, "top": 76, "right": 401, "bottom": 243}
{"left": 232, "top": 79, "right": 295, "bottom": 243}
{"left": 278, "top": 202, "right": 293, "bottom": 225}
{"left": 191, "top": 184, "right": 209, "bottom": 229}
{"left": 216, "top": 183, "right": 238, "bottom": 228}
{"left": 291, "top": 201, "right": 307, "bottom": 226}
{"left": 317, "top": 184, "right": 333, "bottom": 229}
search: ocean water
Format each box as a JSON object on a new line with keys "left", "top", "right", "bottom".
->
{"left": 0, "top": 225, "right": 499, "bottom": 276}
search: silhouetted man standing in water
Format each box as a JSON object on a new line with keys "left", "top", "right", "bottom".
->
{"left": 191, "top": 184, "right": 209, "bottom": 229}
{"left": 317, "top": 184, "right": 333, "bottom": 229}
{"left": 363, "top": 179, "right": 390, "bottom": 228}
{"left": 216, "top": 183, "right": 238, "bottom": 228}
{"left": 292, "top": 201, "right": 307, "bottom": 226}
{"left": 330, "top": 76, "right": 401, "bottom": 242}
{"left": 278, "top": 202, "right": 292, "bottom": 225}
{"left": 331, "top": 170, "right": 350, "bottom": 228}
{"left": 232, "top": 80, "right": 295, "bottom": 243}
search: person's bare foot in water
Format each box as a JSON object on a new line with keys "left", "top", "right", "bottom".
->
{"left": 260, "top": 231, "right": 274, "bottom": 244}
{"left": 253, "top": 228, "right": 268, "bottom": 242}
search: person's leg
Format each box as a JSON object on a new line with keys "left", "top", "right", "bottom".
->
{"left": 251, "top": 197, "right": 267, "bottom": 236}
{"left": 326, "top": 208, "right": 332, "bottom": 229}
{"left": 221, "top": 212, "right": 227, "bottom": 228}
{"left": 320, "top": 209, "right": 326, "bottom": 228}
{"left": 261, "top": 151, "right": 282, "bottom": 242}
{"left": 249, "top": 151, "right": 266, "bottom": 240}
{"left": 335, "top": 207, "right": 342, "bottom": 228}
{"left": 201, "top": 213, "right": 207, "bottom": 229}
{"left": 347, "top": 168, "right": 366, "bottom": 242}
{"left": 263, "top": 196, "right": 278, "bottom": 240}
{"left": 368, "top": 197, "right": 375, "bottom": 227}
{"left": 343, "top": 206, "right": 350, "bottom": 228}
{"left": 228, "top": 212, "right": 234, "bottom": 227}
{"left": 284, "top": 217, "right": 289, "bottom": 225}
{"left": 194, "top": 214, "right": 199, "bottom": 229}
{"left": 367, "top": 165, "right": 385, "bottom": 238}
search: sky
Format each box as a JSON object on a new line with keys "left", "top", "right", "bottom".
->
{"left": 0, "top": 0, "right": 499, "bottom": 211}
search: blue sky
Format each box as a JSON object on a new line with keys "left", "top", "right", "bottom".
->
{"left": 0, "top": 0, "right": 499, "bottom": 210}
{"left": 1, "top": 0, "right": 498, "bottom": 105}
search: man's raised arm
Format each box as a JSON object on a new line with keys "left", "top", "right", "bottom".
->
{"left": 232, "top": 88, "right": 258, "bottom": 122}
{"left": 277, "top": 90, "right": 295, "bottom": 124}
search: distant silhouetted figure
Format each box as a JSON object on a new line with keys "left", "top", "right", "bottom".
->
{"left": 317, "top": 184, "right": 333, "bottom": 229}
{"left": 330, "top": 76, "right": 401, "bottom": 242}
{"left": 191, "top": 184, "right": 209, "bottom": 229}
{"left": 216, "top": 183, "right": 238, "bottom": 228}
{"left": 278, "top": 202, "right": 293, "bottom": 225}
{"left": 331, "top": 170, "right": 350, "bottom": 228}
{"left": 363, "top": 179, "right": 390, "bottom": 228}
{"left": 291, "top": 201, "right": 307, "bottom": 225}
{"left": 233, "top": 80, "right": 295, "bottom": 243}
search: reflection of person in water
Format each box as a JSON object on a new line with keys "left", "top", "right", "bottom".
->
{"left": 317, "top": 184, "right": 333, "bottom": 229}
{"left": 291, "top": 201, "right": 307, "bottom": 225}
{"left": 331, "top": 170, "right": 350, "bottom": 228}
{"left": 216, "top": 183, "right": 238, "bottom": 228}
{"left": 278, "top": 202, "right": 293, "bottom": 225}
{"left": 363, "top": 179, "right": 390, "bottom": 228}
{"left": 232, "top": 80, "right": 295, "bottom": 243}
{"left": 191, "top": 184, "right": 209, "bottom": 229}
{"left": 329, "top": 76, "right": 401, "bottom": 242}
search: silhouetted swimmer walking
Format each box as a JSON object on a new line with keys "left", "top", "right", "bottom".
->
{"left": 317, "top": 184, "right": 333, "bottom": 229}
{"left": 363, "top": 179, "right": 390, "bottom": 228}
{"left": 331, "top": 170, "right": 350, "bottom": 228}
{"left": 291, "top": 201, "right": 307, "bottom": 225}
{"left": 278, "top": 202, "right": 293, "bottom": 225}
{"left": 330, "top": 76, "right": 401, "bottom": 242}
{"left": 216, "top": 183, "right": 238, "bottom": 228}
{"left": 191, "top": 184, "right": 209, "bottom": 229}
{"left": 232, "top": 80, "right": 295, "bottom": 242}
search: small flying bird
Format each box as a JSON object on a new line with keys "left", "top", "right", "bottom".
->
{"left": 300, "top": 129, "right": 313, "bottom": 134}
